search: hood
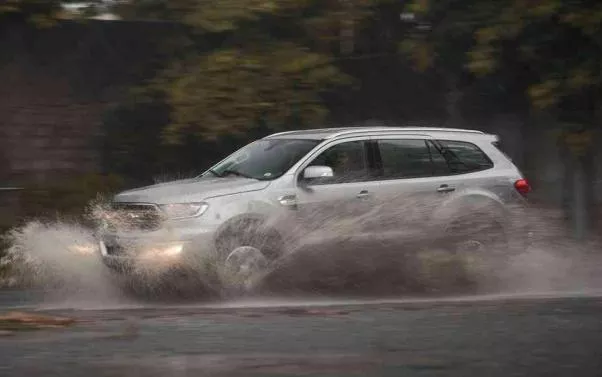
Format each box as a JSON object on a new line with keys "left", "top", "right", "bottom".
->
{"left": 113, "top": 177, "right": 270, "bottom": 204}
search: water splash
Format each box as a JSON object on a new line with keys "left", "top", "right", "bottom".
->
{"left": 1, "top": 197, "right": 601, "bottom": 306}
{"left": 0, "top": 220, "right": 128, "bottom": 307}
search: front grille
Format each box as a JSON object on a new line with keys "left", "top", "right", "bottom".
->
{"left": 105, "top": 243, "right": 127, "bottom": 256}
{"left": 107, "top": 202, "right": 162, "bottom": 231}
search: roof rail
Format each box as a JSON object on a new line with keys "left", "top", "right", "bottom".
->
{"left": 326, "top": 127, "right": 484, "bottom": 139}
{"left": 266, "top": 130, "right": 299, "bottom": 138}
{"left": 266, "top": 127, "right": 345, "bottom": 138}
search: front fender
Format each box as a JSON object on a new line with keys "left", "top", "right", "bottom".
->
{"left": 209, "top": 194, "right": 288, "bottom": 243}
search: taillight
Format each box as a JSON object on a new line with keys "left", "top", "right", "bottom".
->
{"left": 514, "top": 179, "right": 531, "bottom": 196}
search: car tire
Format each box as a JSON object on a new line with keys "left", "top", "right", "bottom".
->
{"left": 444, "top": 216, "right": 510, "bottom": 261}
{"left": 214, "top": 218, "right": 284, "bottom": 293}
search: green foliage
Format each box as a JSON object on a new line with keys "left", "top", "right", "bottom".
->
{"left": 161, "top": 43, "right": 351, "bottom": 142}
{"left": 401, "top": 0, "right": 602, "bottom": 112}
{"left": 113, "top": 0, "right": 382, "bottom": 143}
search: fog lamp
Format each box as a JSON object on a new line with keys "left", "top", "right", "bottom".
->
{"left": 143, "top": 243, "right": 184, "bottom": 258}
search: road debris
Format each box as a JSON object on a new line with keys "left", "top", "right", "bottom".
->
{"left": 0, "top": 311, "right": 76, "bottom": 331}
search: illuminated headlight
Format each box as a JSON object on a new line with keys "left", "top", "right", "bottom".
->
{"left": 139, "top": 243, "right": 185, "bottom": 261}
{"left": 158, "top": 202, "right": 209, "bottom": 219}
{"left": 147, "top": 244, "right": 184, "bottom": 257}
{"left": 68, "top": 243, "right": 97, "bottom": 255}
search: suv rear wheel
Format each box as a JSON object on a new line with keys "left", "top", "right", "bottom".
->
{"left": 445, "top": 216, "right": 509, "bottom": 260}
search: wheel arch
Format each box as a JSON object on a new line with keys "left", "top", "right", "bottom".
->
{"left": 432, "top": 189, "right": 511, "bottom": 233}
{"left": 213, "top": 213, "right": 285, "bottom": 260}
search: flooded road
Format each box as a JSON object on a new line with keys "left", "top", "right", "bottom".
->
{"left": 2, "top": 217, "right": 602, "bottom": 376}
{"left": 1, "top": 291, "right": 602, "bottom": 377}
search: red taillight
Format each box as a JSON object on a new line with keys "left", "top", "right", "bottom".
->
{"left": 514, "top": 179, "right": 531, "bottom": 196}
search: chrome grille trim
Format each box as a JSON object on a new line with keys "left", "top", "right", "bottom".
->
{"left": 108, "top": 202, "right": 162, "bottom": 231}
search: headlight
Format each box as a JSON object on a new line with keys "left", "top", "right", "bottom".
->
{"left": 67, "top": 243, "right": 97, "bottom": 255}
{"left": 158, "top": 202, "right": 209, "bottom": 219}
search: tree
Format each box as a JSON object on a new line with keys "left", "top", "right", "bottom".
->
{"left": 401, "top": 0, "right": 602, "bottom": 239}
{"left": 112, "top": 0, "right": 384, "bottom": 142}
{"left": 401, "top": 0, "right": 602, "bottom": 109}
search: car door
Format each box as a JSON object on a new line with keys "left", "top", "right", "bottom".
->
{"left": 292, "top": 138, "right": 377, "bottom": 246}
{"left": 361, "top": 135, "right": 462, "bottom": 244}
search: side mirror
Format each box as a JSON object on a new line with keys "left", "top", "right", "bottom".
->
{"left": 303, "top": 165, "right": 334, "bottom": 180}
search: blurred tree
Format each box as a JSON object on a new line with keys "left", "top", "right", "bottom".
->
{"left": 401, "top": 0, "right": 602, "bottom": 239}
{"left": 112, "top": 0, "right": 384, "bottom": 142}
{"left": 401, "top": 0, "right": 602, "bottom": 111}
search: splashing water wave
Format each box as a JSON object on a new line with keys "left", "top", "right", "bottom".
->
{"left": 1, "top": 198, "right": 601, "bottom": 307}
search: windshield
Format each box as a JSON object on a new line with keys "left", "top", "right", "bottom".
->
{"left": 204, "top": 139, "right": 320, "bottom": 180}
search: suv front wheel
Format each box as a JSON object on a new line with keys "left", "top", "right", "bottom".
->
{"left": 214, "top": 217, "right": 284, "bottom": 293}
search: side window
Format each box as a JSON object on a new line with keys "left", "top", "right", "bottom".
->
{"left": 306, "top": 141, "right": 367, "bottom": 184}
{"left": 377, "top": 139, "right": 433, "bottom": 179}
{"left": 437, "top": 140, "right": 494, "bottom": 174}
{"left": 426, "top": 140, "right": 451, "bottom": 176}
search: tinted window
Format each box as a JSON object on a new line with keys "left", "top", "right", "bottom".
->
{"left": 377, "top": 139, "right": 433, "bottom": 179}
{"left": 306, "top": 141, "right": 367, "bottom": 184}
{"left": 426, "top": 140, "right": 450, "bottom": 176}
{"left": 437, "top": 140, "right": 493, "bottom": 173}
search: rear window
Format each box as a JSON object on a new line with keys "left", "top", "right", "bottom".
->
{"left": 436, "top": 140, "right": 494, "bottom": 174}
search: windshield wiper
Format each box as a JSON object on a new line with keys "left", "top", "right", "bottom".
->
{"left": 220, "top": 169, "right": 257, "bottom": 180}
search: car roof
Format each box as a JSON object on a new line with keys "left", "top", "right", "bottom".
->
{"left": 263, "top": 126, "right": 494, "bottom": 141}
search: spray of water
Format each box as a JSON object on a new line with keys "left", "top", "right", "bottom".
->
{"left": 0, "top": 220, "right": 127, "bottom": 306}
{"left": 1, "top": 196, "right": 601, "bottom": 307}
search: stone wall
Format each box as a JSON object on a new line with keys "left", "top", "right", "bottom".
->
{"left": 0, "top": 67, "right": 104, "bottom": 182}
{"left": 0, "top": 19, "right": 174, "bottom": 185}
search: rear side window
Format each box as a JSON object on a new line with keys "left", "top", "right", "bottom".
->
{"left": 376, "top": 139, "right": 439, "bottom": 179}
{"left": 436, "top": 140, "right": 493, "bottom": 174}
{"left": 426, "top": 140, "right": 450, "bottom": 175}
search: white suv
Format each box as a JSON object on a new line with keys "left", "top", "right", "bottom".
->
{"left": 97, "top": 127, "right": 531, "bottom": 283}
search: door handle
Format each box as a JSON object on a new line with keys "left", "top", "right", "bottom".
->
{"left": 437, "top": 185, "right": 455, "bottom": 193}
{"left": 357, "top": 190, "right": 371, "bottom": 199}
{"left": 277, "top": 194, "right": 298, "bottom": 209}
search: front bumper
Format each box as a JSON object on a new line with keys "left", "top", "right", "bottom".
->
{"left": 99, "top": 240, "right": 191, "bottom": 271}
{"left": 97, "top": 225, "right": 216, "bottom": 274}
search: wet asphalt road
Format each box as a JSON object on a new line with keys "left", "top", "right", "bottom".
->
{"left": 1, "top": 291, "right": 602, "bottom": 377}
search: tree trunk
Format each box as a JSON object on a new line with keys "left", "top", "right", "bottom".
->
{"left": 339, "top": 0, "right": 355, "bottom": 55}
{"left": 563, "top": 133, "right": 595, "bottom": 241}
{"left": 444, "top": 76, "right": 464, "bottom": 127}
